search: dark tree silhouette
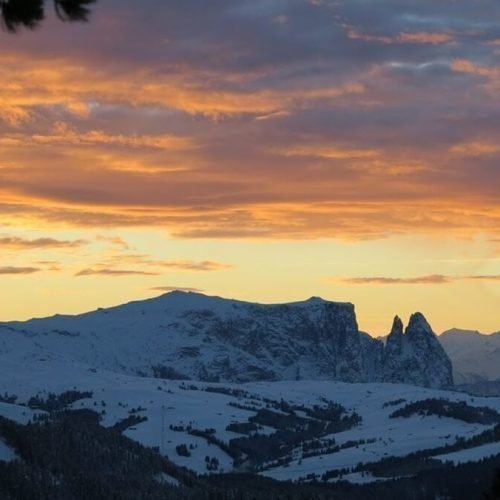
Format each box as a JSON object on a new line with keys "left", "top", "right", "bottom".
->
{"left": 1, "top": 0, "right": 96, "bottom": 32}
{"left": 484, "top": 468, "right": 500, "bottom": 499}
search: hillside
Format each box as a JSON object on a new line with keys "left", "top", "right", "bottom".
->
{"left": 0, "top": 355, "right": 499, "bottom": 483}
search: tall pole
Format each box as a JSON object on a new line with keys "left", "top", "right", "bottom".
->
{"left": 161, "top": 404, "right": 165, "bottom": 455}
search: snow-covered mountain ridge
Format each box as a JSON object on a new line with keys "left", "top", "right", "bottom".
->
{"left": 439, "top": 328, "right": 500, "bottom": 387}
{"left": 0, "top": 291, "right": 453, "bottom": 389}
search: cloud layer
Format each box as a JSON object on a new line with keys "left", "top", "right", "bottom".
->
{"left": 0, "top": 0, "right": 499, "bottom": 240}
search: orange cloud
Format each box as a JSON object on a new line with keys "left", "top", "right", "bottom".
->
{"left": 451, "top": 59, "right": 500, "bottom": 93}
{"left": 0, "top": 196, "right": 499, "bottom": 242}
{"left": 0, "top": 106, "right": 31, "bottom": 127}
{"left": 156, "top": 260, "right": 233, "bottom": 271}
{"left": 95, "top": 235, "right": 130, "bottom": 250}
{"left": 449, "top": 142, "right": 500, "bottom": 156}
{"left": 397, "top": 32, "right": 454, "bottom": 44}
{"left": 0, "top": 236, "right": 87, "bottom": 250}
{"left": 0, "top": 124, "right": 193, "bottom": 152}
{"left": 73, "top": 253, "right": 233, "bottom": 277}
{"left": 336, "top": 275, "right": 452, "bottom": 285}
{"left": 347, "top": 30, "right": 393, "bottom": 44}
{"left": 75, "top": 268, "right": 160, "bottom": 277}
{"left": 334, "top": 274, "right": 500, "bottom": 285}
{"left": 0, "top": 266, "right": 40, "bottom": 275}
{"left": 150, "top": 286, "right": 204, "bottom": 293}
{"left": 451, "top": 59, "right": 497, "bottom": 77}
{"left": 464, "top": 275, "right": 500, "bottom": 282}
{"left": 103, "top": 254, "right": 233, "bottom": 271}
{"left": 347, "top": 29, "right": 454, "bottom": 45}
{"left": 31, "top": 127, "right": 192, "bottom": 151}
{"left": 0, "top": 53, "right": 364, "bottom": 120}
{"left": 280, "top": 145, "right": 380, "bottom": 160}
{"left": 35, "top": 260, "right": 63, "bottom": 271}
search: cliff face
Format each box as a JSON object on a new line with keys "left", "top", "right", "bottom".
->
{"left": 170, "top": 297, "right": 371, "bottom": 383}
{"left": 0, "top": 292, "right": 454, "bottom": 389}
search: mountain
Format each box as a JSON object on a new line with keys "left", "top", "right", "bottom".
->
{"left": 383, "top": 314, "right": 454, "bottom": 389}
{"left": 439, "top": 329, "right": 500, "bottom": 386}
{"left": 0, "top": 292, "right": 497, "bottom": 493}
{"left": 0, "top": 291, "right": 453, "bottom": 389}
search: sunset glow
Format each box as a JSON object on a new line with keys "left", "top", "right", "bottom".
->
{"left": 1, "top": 0, "right": 499, "bottom": 334}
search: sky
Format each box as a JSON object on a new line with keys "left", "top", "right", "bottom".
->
{"left": 0, "top": 0, "right": 499, "bottom": 335}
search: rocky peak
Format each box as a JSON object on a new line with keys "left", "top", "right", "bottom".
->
{"left": 383, "top": 312, "right": 453, "bottom": 389}
{"left": 406, "top": 312, "right": 433, "bottom": 337}
{"left": 384, "top": 316, "right": 404, "bottom": 357}
{"left": 389, "top": 316, "right": 404, "bottom": 337}
{"left": 304, "top": 296, "right": 326, "bottom": 303}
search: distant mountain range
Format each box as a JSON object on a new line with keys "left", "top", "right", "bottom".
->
{"left": 438, "top": 328, "right": 500, "bottom": 396}
{"left": 0, "top": 291, "right": 453, "bottom": 389}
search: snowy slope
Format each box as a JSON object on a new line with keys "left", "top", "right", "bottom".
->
{"left": 439, "top": 329, "right": 500, "bottom": 383}
{"left": 0, "top": 291, "right": 453, "bottom": 389}
{"left": 434, "top": 442, "right": 500, "bottom": 465}
{"left": 0, "top": 354, "right": 498, "bottom": 481}
{"left": 0, "top": 440, "right": 16, "bottom": 463}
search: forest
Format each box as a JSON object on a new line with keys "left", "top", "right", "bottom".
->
{"left": 0, "top": 403, "right": 499, "bottom": 499}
